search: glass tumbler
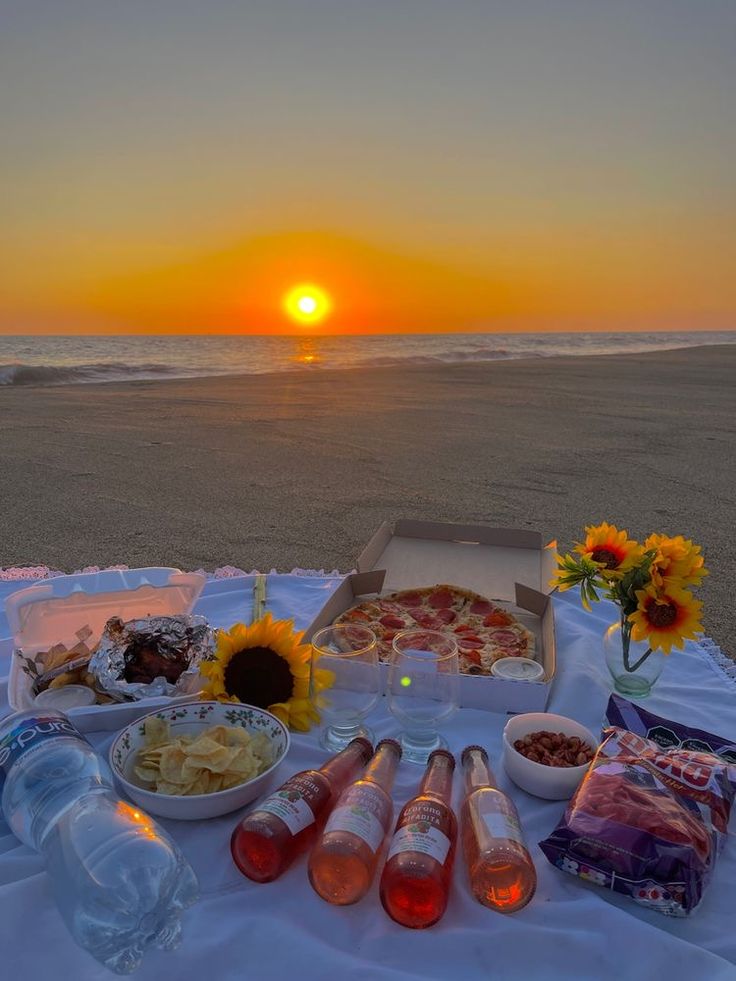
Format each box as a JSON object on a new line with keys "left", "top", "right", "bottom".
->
{"left": 387, "top": 629, "right": 459, "bottom": 764}
{"left": 310, "top": 625, "right": 380, "bottom": 752}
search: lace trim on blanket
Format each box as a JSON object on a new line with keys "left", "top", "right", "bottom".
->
{"left": 696, "top": 637, "right": 736, "bottom": 691}
{"left": 0, "top": 564, "right": 346, "bottom": 581}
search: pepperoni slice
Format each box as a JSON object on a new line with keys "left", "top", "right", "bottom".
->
{"left": 394, "top": 591, "right": 423, "bottom": 608}
{"left": 346, "top": 609, "right": 372, "bottom": 623}
{"left": 345, "top": 626, "right": 371, "bottom": 647}
{"left": 490, "top": 632, "right": 525, "bottom": 655}
{"left": 435, "top": 608, "right": 457, "bottom": 624}
{"left": 428, "top": 588, "right": 455, "bottom": 609}
{"left": 379, "top": 614, "right": 406, "bottom": 630}
{"left": 483, "top": 611, "right": 513, "bottom": 627}
{"left": 469, "top": 599, "right": 495, "bottom": 615}
{"left": 489, "top": 629, "right": 522, "bottom": 646}
{"left": 458, "top": 635, "right": 484, "bottom": 650}
{"left": 410, "top": 611, "right": 443, "bottom": 630}
{"left": 454, "top": 624, "right": 475, "bottom": 634}
{"left": 463, "top": 649, "right": 482, "bottom": 666}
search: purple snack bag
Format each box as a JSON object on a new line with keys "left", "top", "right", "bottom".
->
{"left": 539, "top": 697, "right": 736, "bottom": 916}
{"left": 605, "top": 694, "right": 736, "bottom": 764}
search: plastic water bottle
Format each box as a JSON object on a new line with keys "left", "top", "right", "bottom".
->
{"left": 0, "top": 709, "right": 198, "bottom": 973}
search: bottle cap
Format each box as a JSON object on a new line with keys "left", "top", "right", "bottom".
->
{"left": 427, "top": 748, "right": 455, "bottom": 769}
{"left": 376, "top": 738, "right": 402, "bottom": 757}
{"left": 461, "top": 744, "right": 489, "bottom": 765}
{"left": 347, "top": 736, "right": 374, "bottom": 761}
{"left": 490, "top": 657, "right": 544, "bottom": 682}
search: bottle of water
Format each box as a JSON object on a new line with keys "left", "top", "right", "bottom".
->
{"left": 0, "top": 709, "right": 198, "bottom": 974}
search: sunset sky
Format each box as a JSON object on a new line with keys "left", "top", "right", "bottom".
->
{"left": 1, "top": 2, "right": 734, "bottom": 335}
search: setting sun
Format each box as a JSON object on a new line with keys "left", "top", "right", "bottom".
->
{"left": 283, "top": 284, "right": 332, "bottom": 326}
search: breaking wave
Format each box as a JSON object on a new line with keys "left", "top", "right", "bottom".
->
{"left": 0, "top": 362, "right": 204, "bottom": 387}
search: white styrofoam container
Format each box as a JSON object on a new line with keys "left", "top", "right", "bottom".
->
{"left": 6, "top": 568, "right": 206, "bottom": 731}
{"left": 305, "top": 519, "right": 558, "bottom": 715}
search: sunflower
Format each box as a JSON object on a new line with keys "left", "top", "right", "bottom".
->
{"left": 628, "top": 583, "right": 704, "bottom": 654}
{"left": 200, "top": 613, "right": 333, "bottom": 732}
{"left": 573, "top": 522, "right": 644, "bottom": 577}
{"left": 645, "top": 534, "right": 708, "bottom": 589}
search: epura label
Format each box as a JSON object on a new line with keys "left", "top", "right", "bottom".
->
{"left": 0, "top": 715, "right": 90, "bottom": 787}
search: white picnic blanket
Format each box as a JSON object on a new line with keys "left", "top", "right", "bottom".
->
{"left": 1, "top": 575, "right": 734, "bottom": 981}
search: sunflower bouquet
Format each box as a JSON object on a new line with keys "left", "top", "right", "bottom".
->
{"left": 553, "top": 523, "right": 707, "bottom": 672}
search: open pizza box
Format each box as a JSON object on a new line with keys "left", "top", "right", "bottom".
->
{"left": 306, "top": 520, "right": 557, "bottom": 714}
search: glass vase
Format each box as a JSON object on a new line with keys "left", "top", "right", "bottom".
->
{"left": 603, "top": 616, "right": 665, "bottom": 698}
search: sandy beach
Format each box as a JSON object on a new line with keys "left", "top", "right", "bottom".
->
{"left": 1, "top": 344, "right": 734, "bottom": 649}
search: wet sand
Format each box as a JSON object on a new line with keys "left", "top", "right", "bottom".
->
{"left": 1, "top": 344, "right": 734, "bottom": 649}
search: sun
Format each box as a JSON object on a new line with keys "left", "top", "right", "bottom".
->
{"left": 283, "top": 283, "right": 332, "bottom": 326}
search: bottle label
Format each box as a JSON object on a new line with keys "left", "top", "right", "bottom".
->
{"left": 325, "top": 803, "right": 386, "bottom": 853}
{"left": 254, "top": 772, "right": 326, "bottom": 836}
{"left": 387, "top": 823, "right": 451, "bottom": 864}
{"left": 258, "top": 792, "right": 315, "bottom": 835}
{"left": 0, "top": 714, "right": 90, "bottom": 791}
{"left": 482, "top": 810, "right": 524, "bottom": 845}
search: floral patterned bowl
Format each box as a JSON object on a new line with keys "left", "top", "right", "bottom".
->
{"left": 109, "top": 701, "right": 290, "bottom": 820}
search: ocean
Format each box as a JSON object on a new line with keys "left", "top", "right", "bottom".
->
{"left": 1, "top": 331, "right": 735, "bottom": 387}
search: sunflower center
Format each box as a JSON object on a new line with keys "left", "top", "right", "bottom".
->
{"left": 590, "top": 547, "right": 621, "bottom": 569}
{"left": 648, "top": 602, "right": 678, "bottom": 628}
{"left": 224, "top": 646, "right": 294, "bottom": 708}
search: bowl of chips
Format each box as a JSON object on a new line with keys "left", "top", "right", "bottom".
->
{"left": 109, "top": 701, "right": 290, "bottom": 820}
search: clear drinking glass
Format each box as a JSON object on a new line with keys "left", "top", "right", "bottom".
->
{"left": 387, "top": 629, "right": 460, "bottom": 765}
{"left": 310, "top": 625, "right": 380, "bottom": 752}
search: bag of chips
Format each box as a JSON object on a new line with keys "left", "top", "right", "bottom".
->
{"left": 539, "top": 695, "right": 736, "bottom": 916}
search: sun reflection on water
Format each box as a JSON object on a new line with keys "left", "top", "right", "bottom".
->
{"left": 292, "top": 337, "right": 323, "bottom": 367}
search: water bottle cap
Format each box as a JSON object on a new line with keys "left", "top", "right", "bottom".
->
{"left": 461, "top": 744, "right": 489, "bottom": 765}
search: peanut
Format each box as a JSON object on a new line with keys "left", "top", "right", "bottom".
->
{"left": 513, "top": 730, "right": 595, "bottom": 769}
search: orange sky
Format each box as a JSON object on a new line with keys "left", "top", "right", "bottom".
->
{"left": 1, "top": 4, "right": 734, "bottom": 335}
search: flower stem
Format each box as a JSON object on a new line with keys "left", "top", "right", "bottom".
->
{"left": 625, "top": 647, "right": 654, "bottom": 672}
{"left": 620, "top": 616, "right": 653, "bottom": 672}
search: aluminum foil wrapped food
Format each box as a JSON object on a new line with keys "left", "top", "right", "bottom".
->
{"left": 90, "top": 615, "right": 214, "bottom": 701}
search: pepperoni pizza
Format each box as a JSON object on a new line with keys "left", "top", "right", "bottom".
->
{"left": 333, "top": 584, "right": 536, "bottom": 676}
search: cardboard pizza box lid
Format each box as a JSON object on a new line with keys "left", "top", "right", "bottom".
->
{"left": 357, "top": 519, "right": 557, "bottom": 602}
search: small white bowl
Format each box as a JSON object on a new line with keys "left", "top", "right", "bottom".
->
{"left": 110, "top": 701, "right": 290, "bottom": 820}
{"left": 502, "top": 712, "right": 597, "bottom": 800}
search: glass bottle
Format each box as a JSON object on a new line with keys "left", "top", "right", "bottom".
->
{"left": 308, "top": 738, "right": 401, "bottom": 905}
{"left": 230, "top": 737, "right": 373, "bottom": 883}
{"left": 379, "top": 748, "right": 457, "bottom": 929}
{"left": 460, "top": 744, "right": 536, "bottom": 912}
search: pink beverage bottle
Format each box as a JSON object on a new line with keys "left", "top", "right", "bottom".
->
{"left": 230, "top": 737, "right": 373, "bottom": 883}
{"left": 379, "top": 749, "right": 457, "bottom": 929}
{"left": 460, "top": 745, "right": 536, "bottom": 912}
{"left": 308, "top": 739, "right": 401, "bottom": 904}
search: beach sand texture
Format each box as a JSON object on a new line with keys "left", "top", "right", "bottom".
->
{"left": 1, "top": 345, "right": 733, "bottom": 650}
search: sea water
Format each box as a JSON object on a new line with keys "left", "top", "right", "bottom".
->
{"left": 1, "top": 331, "right": 734, "bottom": 387}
